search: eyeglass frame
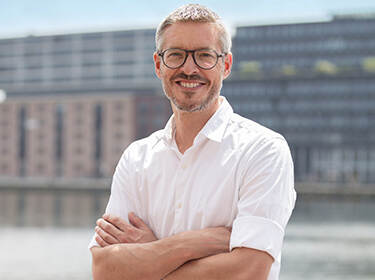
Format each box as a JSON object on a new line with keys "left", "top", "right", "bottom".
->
{"left": 157, "top": 48, "right": 227, "bottom": 70}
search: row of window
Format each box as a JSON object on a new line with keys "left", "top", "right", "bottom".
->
{"left": 224, "top": 79, "right": 375, "bottom": 97}
{"left": 0, "top": 49, "right": 147, "bottom": 64}
{"left": 278, "top": 100, "right": 375, "bottom": 112}
{"left": 292, "top": 147, "right": 375, "bottom": 182}
{"left": 283, "top": 116, "right": 371, "bottom": 129}
{"left": 235, "top": 107, "right": 373, "bottom": 128}
{"left": 0, "top": 37, "right": 155, "bottom": 57}
{"left": 0, "top": 75, "right": 157, "bottom": 85}
{"left": 231, "top": 99, "right": 375, "bottom": 114}
{"left": 236, "top": 20, "right": 375, "bottom": 39}
{"left": 236, "top": 55, "right": 368, "bottom": 70}
{"left": 0, "top": 65, "right": 156, "bottom": 83}
{"left": 0, "top": 51, "right": 154, "bottom": 70}
{"left": 234, "top": 38, "right": 375, "bottom": 55}
{"left": 287, "top": 80, "right": 375, "bottom": 94}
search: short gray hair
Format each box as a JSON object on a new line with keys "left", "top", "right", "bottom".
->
{"left": 155, "top": 4, "right": 231, "bottom": 53}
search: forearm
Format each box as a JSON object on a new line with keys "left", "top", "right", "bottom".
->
{"left": 164, "top": 247, "right": 273, "bottom": 280}
{"left": 91, "top": 228, "right": 230, "bottom": 280}
{"left": 91, "top": 240, "right": 189, "bottom": 280}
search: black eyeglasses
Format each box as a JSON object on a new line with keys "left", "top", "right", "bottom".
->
{"left": 158, "top": 48, "right": 226, "bottom": 70}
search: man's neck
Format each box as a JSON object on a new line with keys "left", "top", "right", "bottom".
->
{"left": 173, "top": 98, "right": 221, "bottom": 154}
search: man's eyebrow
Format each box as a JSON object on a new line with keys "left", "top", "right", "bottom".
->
{"left": 167, "top": 46, "right": 215, "bottom": 50}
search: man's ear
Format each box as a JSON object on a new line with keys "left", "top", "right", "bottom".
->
{"left": 153, "top": 52, "right": 162, "bottom": 79}
{"left": 223, "top": 52, "right": 233, "bottom": 80}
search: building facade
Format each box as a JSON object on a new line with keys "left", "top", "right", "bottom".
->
{"left": 0, "top": 92, "right": 170, "bottom": 178}
{"left": 232, "top": 14, "right": 375, "bottom": 74}
{"left": 1, "top": 14, "right": 374, "bottom": 184}
{"left": 0, "top": 28, "right": 170, "bottom": 179}
{"left": 0, "top": 28, "right": 158, "bottom": 91}
{"left": 223, "top": 14, "right": 375, "bottom": 184}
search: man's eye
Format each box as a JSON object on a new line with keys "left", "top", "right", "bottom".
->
{"left": 168, "top": 52, "right": 184, "bottom": 58}
{"left": 198, "top": 52, "right": 215, "bottom": 58}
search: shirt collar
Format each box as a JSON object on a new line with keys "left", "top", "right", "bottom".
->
{"left": 162, "top": 96, "right": 233, "bottom": 144}
{"left": 198, "top": 96, "right": 233, "bottom": 143}
{"left": 163, "top": 114, "right": 175, "bottom": 144}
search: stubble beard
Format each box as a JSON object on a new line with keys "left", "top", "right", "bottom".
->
{"left": 162, "top": 80, "right": 222, "bottom": 113}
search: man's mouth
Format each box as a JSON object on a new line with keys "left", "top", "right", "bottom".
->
{"left": 176, "top": 81, "right": 205, "bottom": 89}
{"left": 178, "top": 81, "right": 203, "bottom": 88}
{"left": 172, "top": 74, "right": 208, "bottom": 90}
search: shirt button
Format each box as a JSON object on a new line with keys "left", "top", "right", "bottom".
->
{"left": 177, "top": 203, "right": 182, "bottom": 209}
{"left": 181, "top": 163, "right": 187, "bottom": 169}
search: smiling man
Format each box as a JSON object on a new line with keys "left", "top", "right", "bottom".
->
{"left": 89, "top": 4, "right": 296, "bottom": 280}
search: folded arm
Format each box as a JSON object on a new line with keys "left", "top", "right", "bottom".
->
{"left": 92, "top": 213, "right": 272, "bottom": 280}
{"left": 164, "top": 247, "right": 273, "bottom": 280}
{"left": 91, "top": 226, "right": 231, "bottom": 280}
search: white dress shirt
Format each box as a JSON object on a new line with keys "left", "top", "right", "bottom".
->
{"left": 89, "top": 96, "right": 296, "bottom": 280}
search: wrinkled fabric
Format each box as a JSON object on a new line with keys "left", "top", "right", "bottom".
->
{"left": 89, "top": 96, "right": 296, "bottom": 280}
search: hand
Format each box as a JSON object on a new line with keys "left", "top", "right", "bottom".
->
{"left": 95, "top": 212, "right": 157, "bottom": 247}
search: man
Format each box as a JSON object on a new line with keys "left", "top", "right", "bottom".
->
{"left": 89, "top": 4, "right": 296, "bottom": 280}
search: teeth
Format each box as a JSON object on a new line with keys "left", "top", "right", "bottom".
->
{"left": 180, "top": 82, "right": 200, "bottom": 88}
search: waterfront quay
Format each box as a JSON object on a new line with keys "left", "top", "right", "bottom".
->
{"left": 0, "top": 178, "right": 374, "bottom": 227}
{"left": 0, "top": 178, "right": 110, "bottom": 227}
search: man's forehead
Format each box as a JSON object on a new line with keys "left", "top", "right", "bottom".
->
{"left": 161, "top": 22, "right": 220, "bottom": 50}
{"left": 164, "top": 21, "right": 217, "bottom": 34}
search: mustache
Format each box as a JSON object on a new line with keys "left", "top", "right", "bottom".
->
{"left": 171, "top": 73, "right": 209, "bottom": 83}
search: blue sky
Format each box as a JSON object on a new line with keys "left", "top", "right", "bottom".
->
{"left": 1, "top": 0, "right": 375, "bottom": 38}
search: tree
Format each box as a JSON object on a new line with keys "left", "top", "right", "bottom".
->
{"left": 314, "top": 60, "right": 338, "bottom": 75}
{"left": 362, "top": 57, "right": 375, "bottom": 73}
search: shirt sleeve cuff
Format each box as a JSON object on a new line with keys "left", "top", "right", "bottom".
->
{"left": 230, "top": 215, "right": 285, "bottom": 260}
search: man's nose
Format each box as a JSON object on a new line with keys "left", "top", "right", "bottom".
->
{"left": 180, "top": 53, "right": 199, "bottom": 75}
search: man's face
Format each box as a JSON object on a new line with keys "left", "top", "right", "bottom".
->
{"left": 154, "top": 22, "right": 232, "bottom": 113}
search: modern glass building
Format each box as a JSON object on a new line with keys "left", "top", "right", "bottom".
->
{"left": 223, "top": 14, "right": 375, "bottom": 184}
{"left": 231, "top": 14, "right": 375, "bottom": 73}
{"left": 0, "top": 28, "right": 158, "bottom": 90}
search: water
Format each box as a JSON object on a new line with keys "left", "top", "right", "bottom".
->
{"left": 1, "top": 222, "right": 374, "bottom": 280}
{"left": 0, "top": 228, "right": 92, "bottom": 280}
{"left": 281, "top": 222, "right": 375, "bottom": 280}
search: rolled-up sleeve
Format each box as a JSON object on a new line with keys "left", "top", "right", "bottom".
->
{"left": 230, "top": 137, "right": 296, "bottom": 261}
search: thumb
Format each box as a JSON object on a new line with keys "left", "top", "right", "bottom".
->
{"left": 128, "top": 212, "right": 149, "bottom": 230}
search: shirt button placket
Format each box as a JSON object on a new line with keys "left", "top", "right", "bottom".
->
{"left": 174, "top": 159, "right": 188, "bottom": 233}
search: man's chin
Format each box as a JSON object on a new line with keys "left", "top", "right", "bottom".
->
{"left": 170, "top": 98, "right": 202, "bottom": 112}
{"left": 172, "top": 92, "right": 219, "bottom": 113}
{"left": 175, "top": 103, "right": 201, "bottom": 113}
{"left": 180, "top": 89, "right": 200, "bottom": 97}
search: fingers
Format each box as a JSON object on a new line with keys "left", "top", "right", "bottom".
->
{"left": 96, "top": 213, "right": 157, "bottom": 244}
{"left": 102, "top": 214, "right": 128, "bottom": 232}
{"left": 96, "top": 217, "right": 124, "bottom": 242}
{"left": 128, "top": 212, "right": 149, "bottom": 230}
{"left": 95, "top": 225, "right": 119, "bottom": 245}
{"left": 95, "top": 231, "right": 110, "bottom": 247}
{"left": 98, "top": 214, "right": 140, "bottom": 244}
